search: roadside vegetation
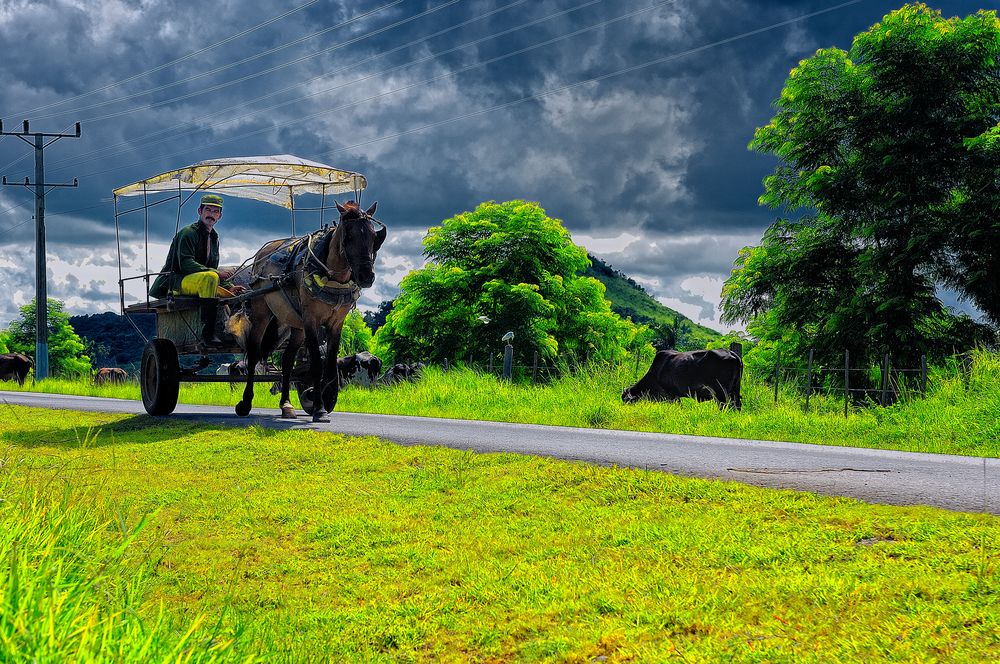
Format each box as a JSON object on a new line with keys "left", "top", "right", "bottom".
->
{"left": 3, "top": 349, "right": 998, "bottom": 458}
{"left": 1, "top": 406, "right": 998, "bottom": 661}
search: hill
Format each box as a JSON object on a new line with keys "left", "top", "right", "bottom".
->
{"left": 584, "top": 254, "right": 722, "bottom": 350}
{"left": 68, "top": 312, "right": 155, "bottom": 370}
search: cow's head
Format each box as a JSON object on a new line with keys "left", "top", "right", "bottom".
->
{"left": 621, "top": 385, "right": 676, "bottom": 404}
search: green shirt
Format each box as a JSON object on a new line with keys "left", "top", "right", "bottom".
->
{"left": 149, "top": 221, "right": 220, "bottom": 298}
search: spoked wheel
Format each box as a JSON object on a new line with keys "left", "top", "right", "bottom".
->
{"left": 141, "top": 339, "right": 180, "bottom": 416}
{"left": 294, "top": 382, "right": 316, "bottom": 415}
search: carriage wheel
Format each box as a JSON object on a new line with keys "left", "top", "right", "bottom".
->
{"left": 141, "top": 339, "right": 180, "bottom": 416}
{"left": 294, "top": 382, "right": 316, "bottom": 415}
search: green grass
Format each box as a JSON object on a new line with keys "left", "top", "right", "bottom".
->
{"left": 0, "top": 446, "right": 239, "bottom": 662}
{"left": 3, "top": 351, "right": 998, "bottom": 457}
{"left": 1, "top": 406, "right": 998, "bottom": 661}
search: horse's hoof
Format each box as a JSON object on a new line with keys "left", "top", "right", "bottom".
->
{"left": 235, "top": 401, "right": 252, "bottom": 417}
{"left": 312, "top": 409, "right": 330, "bottom": 423}
{"left": 280, "top": 404, "right": 297, "bottom": 419}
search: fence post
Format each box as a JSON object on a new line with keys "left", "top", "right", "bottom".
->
{"left": 443, "top": 357, "right": 449, "bottom": 372}
{"left": 844, "top": 349, "right": 849, "bottom": 419}
{"left": 634, "top": 347, "right": 641, "bottom": 378}
{"left": 532, "top": 351, "right": 539, "bottom": 384}
{"left": 920, "top": 354, "right": 927, "bottom": 398}
{"left": 804, "top": 348, "right": 814, "bottom": 412}
{"left": 773, "top": 349, "right": 781, "bottom": 404}
{"left": 488, "top": 355, "right": 493, "bottom": 374}
{"left": 880, "top": 353, "right": 889, "bottom": 407}
{"left": 502, "top": 344, "right": 513, "bottom": 381}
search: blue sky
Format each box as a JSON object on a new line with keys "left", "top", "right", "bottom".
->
{"left": 0, "top": 0, "right": 986, "bottom": 330}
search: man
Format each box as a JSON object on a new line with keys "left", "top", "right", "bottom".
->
{"left": 149, "top": 193, "right": 238, "bottom": 344}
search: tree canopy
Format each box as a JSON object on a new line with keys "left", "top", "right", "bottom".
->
{"left": 4, "top": 299, "right": 92, "bottom": 376}
{"left": 373, "top": 200, "right": 647, "bottom": 366}
{"left": 722, "top": 4, "right": 1000, "bottom": 368}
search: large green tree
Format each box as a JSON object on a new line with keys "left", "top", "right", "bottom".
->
{"left": 373, "top": 200, "right": 647, "bottom": 366}
{"left": 722, "top": 4, "right": 999, "bottom": 368}
{"left": 5, "top": 299, "right": 92, "bottom": 377}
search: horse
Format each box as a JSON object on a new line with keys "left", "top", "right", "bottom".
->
{"left": 234, "top": 201, "right": 386, "bottom": 422}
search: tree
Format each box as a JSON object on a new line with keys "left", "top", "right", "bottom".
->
{"left": 362, "top": 300, "right": 393, "bottom": 332}
{"left": 372, "top": 200, "right": 646, "bottom": 366}
{"left": 339, "top": 310, "right": 373, "bottom": 355}
{"left": 4, "top": 299, "right": 92, "bottom": 376}
{"left": 722, "top": 4, "right": 1000, "bottom": 369}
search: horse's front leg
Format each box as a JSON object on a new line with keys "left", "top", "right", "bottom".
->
{"left": 321, "top": 327, "right": 343, "bottom": 413}
{"left": 279, "top": 329, "right": 304, "bottom": 418}
{"left": 304, "top": 326, "right": 329, "bottom": 423}
{"left": 236, "top": 319, "right": 271, "bottom": 417}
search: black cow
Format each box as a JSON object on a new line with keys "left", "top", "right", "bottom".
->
{"left": 0, "top": 353, "right": 33, "bottom": 385}
{"left": 338, "top": 351, "right": 382, "bottom": 385}
{"left": 379, "top": 362, "right": 425, "bottom": 385}
{"left": 623, "top": 349, "right": 742, "bottom": 410}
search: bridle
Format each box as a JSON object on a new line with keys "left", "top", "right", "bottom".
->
{"left": 308, "top": 207, "right": 384, "bottom": 284}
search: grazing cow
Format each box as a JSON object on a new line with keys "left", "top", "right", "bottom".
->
{"left": 379, "top": 362, "right": 425, "bottom": 385}
{"left": 94, "top": 367, "right": 128, "bottom": 385}
{"left": 338, "top": 351, "right": 383, "bottom": 385}
{"left": 623, "top": 349, "right": 742, "bottom": 410}
{"left": 0, "top": 353, "right": 33, "bottom": 385}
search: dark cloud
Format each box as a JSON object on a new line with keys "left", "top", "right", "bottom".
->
{"left": 0, "top": 0, "right": 988, "bottom": 328}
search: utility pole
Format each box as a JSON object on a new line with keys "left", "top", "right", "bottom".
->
{"left": 1, "top": 119, "right": 80, "bottom": 379}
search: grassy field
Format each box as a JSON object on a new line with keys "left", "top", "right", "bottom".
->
{"left": 1, "top": 405, "right": 998, "bottom": 661}
{"left": 3, "top": 350, "right": 998, "bottom": 457}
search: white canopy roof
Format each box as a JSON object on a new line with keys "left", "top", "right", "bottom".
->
{"left": 113, "top": 155, "right": 367, "bottom": 209}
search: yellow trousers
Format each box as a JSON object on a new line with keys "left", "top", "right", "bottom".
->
{"left": 178, "top": 271, "right": 234, "bottom": 298}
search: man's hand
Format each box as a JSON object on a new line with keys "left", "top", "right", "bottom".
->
{"left": 217, "top": 268, "right": 234, "bottom": 280}
{"left": 231, "top": 284, "right": 249, "bottom": 294}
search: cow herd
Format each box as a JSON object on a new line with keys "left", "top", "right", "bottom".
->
{"left": 1, "top": 348, "right": 744, "bottom": 410}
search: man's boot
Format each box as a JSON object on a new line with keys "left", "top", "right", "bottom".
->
{"left": 200, "top": 302, "right": 223, "bottom": 345}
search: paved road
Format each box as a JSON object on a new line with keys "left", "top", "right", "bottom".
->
{"left": 2, "top": 390, "right": 998, "bottom": 515}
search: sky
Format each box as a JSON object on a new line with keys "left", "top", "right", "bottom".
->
{"left": 0, "top": 0, "right": 988, "bottom": 331}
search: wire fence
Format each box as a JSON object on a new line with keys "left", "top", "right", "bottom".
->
{"left": 397, "top": 344, "right": 980, "bottom": 418}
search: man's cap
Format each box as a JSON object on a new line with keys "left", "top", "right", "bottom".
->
{"left": 200, "top": 194, "right": 224, "bottom": 208}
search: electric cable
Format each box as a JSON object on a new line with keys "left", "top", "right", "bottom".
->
{"left": 316, "top": 0, "right": 865, "bottom": 160}
{"left": 31, "top": 0, "right": 426, "bottom": 122}
{"left": 59, "top": 0, "right": 672, "bottom": 179}
{"left": 45, "top": 0, "right": 533, "bottom": 171}
{"left": 9, "top": 0, "right": 324, "bottom": 118}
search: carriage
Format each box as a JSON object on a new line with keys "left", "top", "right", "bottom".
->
{"left": 114, "top": 155, "right": 372, "bottom": 417}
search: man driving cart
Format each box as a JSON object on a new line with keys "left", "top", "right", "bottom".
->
{"left": 149, "top": 193, "right": 242, "bottom": 344}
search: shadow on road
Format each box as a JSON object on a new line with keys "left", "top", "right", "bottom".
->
{"left": 0, "top": 409, "right": 311, "bottom": 450}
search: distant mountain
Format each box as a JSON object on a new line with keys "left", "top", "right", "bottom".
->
{"left": 68, "top": 312, "right": 155, "bottom": 370}
{"left": 584, "top": 254, "right": 722, "bottom": 350}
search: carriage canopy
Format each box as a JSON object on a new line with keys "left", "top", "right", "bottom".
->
{"left": 112, "top": 155, "right": 367, "bottom": 209}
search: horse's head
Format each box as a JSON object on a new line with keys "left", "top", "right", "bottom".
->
{"left": 333, "top": 200, "right": 386, "bottom": 289}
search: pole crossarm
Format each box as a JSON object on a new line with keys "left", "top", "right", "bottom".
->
{"left": 0, "top": 119, "right": 81, "bottom": 138}
{"left": 2, "top": 176, "right": 78, "bottom": 188}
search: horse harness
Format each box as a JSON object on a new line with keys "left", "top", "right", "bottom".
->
{"left": 258, "top": 228, "right": 361, "bottom": 317}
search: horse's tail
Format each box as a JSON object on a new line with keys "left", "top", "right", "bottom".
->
{"left": 225, "top": 307, "right": 252, "bottom": 350}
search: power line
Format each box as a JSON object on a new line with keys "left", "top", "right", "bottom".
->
{"left": 317, "top": 0, "right": 865, "bottom": 158}
{"left": 46, "top": 0, "right": 533, "bottom": 172}
{"left": 62, "top": 0, "right": 669, "bottom": 180}
{"left": 0, "top": 217, "right": 32, "bottom": 238}
{"left": 31, "top": 0, "right": 414, "bottom": 122}
{"left": 0, "top": 203, "right": 112, "bottom": 238}
{"left": 9, "top": 0, "right": 324, "bottom": 118}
